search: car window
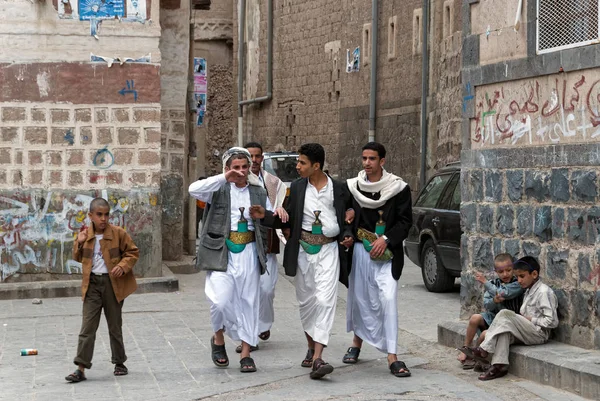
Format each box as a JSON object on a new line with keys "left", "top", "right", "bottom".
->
{"left": 438, "top": 173, "right": 460, "bottom": 211}
{"left": 414, "top": 173, "right": 452, "bottom": 208}
{"left": 263, "top": 155, "right": 299, "bottom": 182}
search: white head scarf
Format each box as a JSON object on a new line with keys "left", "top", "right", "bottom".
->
{"left": 222, "top": 147, "right": 261, "bottom": 186}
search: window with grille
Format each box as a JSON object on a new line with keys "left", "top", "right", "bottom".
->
{"left": 537, "top": 0, "right": 600, "bottom": 54}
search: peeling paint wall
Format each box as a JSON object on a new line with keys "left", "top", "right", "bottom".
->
{"left": 0, "top": 0, "right": 162, "bottom": 281}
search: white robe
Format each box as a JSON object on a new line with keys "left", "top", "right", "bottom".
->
{"left": 258, "top": 253, "right": 279, "bottom": 333}
{"left": 346, "top": 243, "right": 398, "bottom": 354}
{"left": 188, "top": 174, "right": 265, "bottom": 347}
{"left": 296, "top": 241, "right": 340, "bottom": 346}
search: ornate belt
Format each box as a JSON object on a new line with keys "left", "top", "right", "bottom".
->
{"left": 229, "top": 231, "right": 255, "bottom": 245}
{"left": 300, "top": 230, "right": 335, "bottom": 245}
{"left": 357, "top": 228, "right": 377, "bottom": 244}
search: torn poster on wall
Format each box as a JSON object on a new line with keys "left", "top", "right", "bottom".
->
{"left": 79, "top": 0, "right": 125, "bottom": 20}
{"left": 90, "top": 53, "right": 151, "bottom": 67}
{"left": 124, "top": 0, "right": 147, "bottom": 22}
{"left": 346, "top": 47, "right": 360, "bottom": 73}
{"left": 193, "top": 58, "right": 208, "bottom": 126}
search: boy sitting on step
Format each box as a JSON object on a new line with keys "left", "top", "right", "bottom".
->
{"left": 462, "top": 256, "right": 558, "bottom": 381}
{"left": 458, "top": 253, "right": 524, "bottom": 371}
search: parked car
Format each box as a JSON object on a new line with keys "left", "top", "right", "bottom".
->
{"left": 404, "top": 162, "right": 461, "bottom": 292}
{"left": 262, "top": 151, "right": 300, "bottom": 196}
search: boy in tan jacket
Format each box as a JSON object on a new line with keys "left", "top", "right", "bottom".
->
{"left": 65, "top": 198, "right": 139, "bottom": 383}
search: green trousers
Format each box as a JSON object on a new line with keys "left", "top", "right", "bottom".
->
{"left": 74, "top": 274, "right": 126, "bottom": 369}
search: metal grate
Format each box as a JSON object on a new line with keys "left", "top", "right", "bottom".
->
{"left": 537, "top": 0, "right": 599, "bottom": 54}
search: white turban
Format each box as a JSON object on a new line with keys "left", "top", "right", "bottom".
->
{"left": 222, "top": 147, "right": 261, "bottom": 186}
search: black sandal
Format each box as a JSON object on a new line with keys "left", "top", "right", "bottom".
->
{"left": 310, "top": 358, "right": 334, "bottom": 380}
{"left": 342, "top": 346, "right": 361, "bottom": 364}
{"left": 389, "top": 361, "right": 411, "bottom": 377}
{"left": 65, "top": 369, "right": 87, "bottom": 383}
{"left": 210, "top": 336, "right": 229, "bottom": 368}
{"left": 240, "top": 356, "right": 257, "bottom": 373}
{"left": 114, "top": 364, "right": 128, "bottom": 376}
{"left": 478, "top": 364, "right": 508, "bottom": 381}
{"left": 301, "top": 348, "right": 315, "bottom": 368}
{"left": 460, "top": 346, "right": 489, "bottom": 364}
{"left": 235, "top": 344, "right": 259, "bottom": 353}
{"left": 258, "top": 330, "right": 271, "bottom": 341}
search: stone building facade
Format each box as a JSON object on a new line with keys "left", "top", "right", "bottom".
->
{"left": 0, "top": 1, "right": 162, "bottom": 281}
{"left": 233, "top": 0, "right": 463, "bottom": 188}
{"left": 461, "top": 0, "right": 600, "bottom": 349}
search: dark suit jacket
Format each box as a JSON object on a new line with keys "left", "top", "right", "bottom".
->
{"left": 262, "top": 176, "right": 352, "bottom": 287}
{"left": 347, "top": 184, "right": 413, "bottom": 280}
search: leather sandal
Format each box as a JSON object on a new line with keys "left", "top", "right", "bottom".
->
{"left": 342, "top": 346, "right": 361, "bottom": 364}
{"left": 459, "top": 346, "right": 489, "bottom": 364}
{"left": 478, "top": 364, "right": 508, "bottom": 381}
{"left": 114, "top": 364, "right": 128, "bottom": 376}
{"left": 240, "top": 356, "right": 257, "bottom": 373}
{"left": 301, "top": 348, "right": 315, "bottom": 368}
{"left": 310, "top": 358, "right": 334, "bottom": 380}
{"left": 65, "top": 369, "right": 87, "bottom": 383}
{"left": 258, "top": 330, "right": 271, "bottom": 341}
{"left": 210, "top": 336, "right": 229, "bottom": 368}
{"left": 235, "top": 344, "right": 259, "bottom": 353}
{"left": 389, "top": 361, "right": 411, "bottom": 377}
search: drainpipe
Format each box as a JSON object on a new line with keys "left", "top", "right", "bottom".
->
{"left": 368, "top": 0, "right": 379, "bottom": 142}
{"left": 237, "top": 0, "right": 274, "bottom": 145}
{"left": 419, "top": 0, "right": 430, "bottom": 190}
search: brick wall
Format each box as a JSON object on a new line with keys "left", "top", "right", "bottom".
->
{"left": 0, "top": 1, "right": 163, "bottom": 282}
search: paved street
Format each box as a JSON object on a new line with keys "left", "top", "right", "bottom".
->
{"left": 0, "top": 257, "right": 590, "bottom": 401}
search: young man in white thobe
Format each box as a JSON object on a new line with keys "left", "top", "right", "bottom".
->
{"left": 250, "top": 143, "right": 353, "bottom": 380}
{"left": 189, "top": 147, "right": 287, "bottom": 373}
{"left": 342, "top": 142, "right": 413, "bottom": 377}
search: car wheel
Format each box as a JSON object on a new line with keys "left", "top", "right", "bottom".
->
{"left": 420, "top": 239, "right": 454, "bottom": 292}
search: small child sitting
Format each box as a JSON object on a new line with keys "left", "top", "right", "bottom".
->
{"left": 458, "top": 253, "right": 524, "bottom": 370}
{"left": 462, "top": 256, "right": 558, "bottom": 381}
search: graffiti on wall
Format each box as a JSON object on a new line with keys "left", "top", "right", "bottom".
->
{"left": 0, "top": 190, "right": 156, "bottom": 282}
{"left": 471, "top": 71, "right": 600, "bottom": 147}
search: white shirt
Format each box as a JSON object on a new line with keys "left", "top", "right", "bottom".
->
{"left": 302, "top": 176, "right": 340, "bottom": 238}
{"left": 91, "top": 234, "right": 109, "bottom": 274}
{"left": 189, "top": 174, "right": 272, "bottom": 231}
{"left": 520, "top": 280, "right": 559, "bottom": 330}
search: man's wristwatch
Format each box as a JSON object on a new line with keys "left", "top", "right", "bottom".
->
{"left": 382, "top": 235, "right": 390, "bottom": 244}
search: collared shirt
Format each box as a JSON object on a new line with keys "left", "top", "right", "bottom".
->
{"left": 520, "top": 279, "right": 559, "bottom": 329}
{"left": 189, "top": 174, "right": 272, "bottom": 231}
{"left": 302, "top": 176, "right": 340, "bottom": 238}
{"left": 91, "top": 234, "right": 109, "bottom": 274}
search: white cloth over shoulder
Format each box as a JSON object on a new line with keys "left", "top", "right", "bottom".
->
{"left": 295, "top": 241, "right": 340, "bottom": 345}
{"left": 346, "top": 243, "right": 397, "bottom": 354}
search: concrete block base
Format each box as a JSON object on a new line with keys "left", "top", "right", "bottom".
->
{"left": 438, "top": 321, "right": 600, "bottom": 399}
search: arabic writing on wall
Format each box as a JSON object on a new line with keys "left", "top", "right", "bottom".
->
{"left": 470, "top": 70, "right": 600, "bottom": 148}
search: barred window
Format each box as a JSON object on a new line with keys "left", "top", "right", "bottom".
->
{"left": 537, "top": 0, "right": 599, "bottom": 54}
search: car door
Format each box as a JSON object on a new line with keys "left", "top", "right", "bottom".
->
{"left": 407, "top": 173, "right": 454, "bottom": 265}
{"left": 434, "top": 172, "right": 462, "bottom": 274}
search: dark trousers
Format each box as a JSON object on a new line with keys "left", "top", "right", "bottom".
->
{"left": 74, "top": 274, "right": 126, "bottom": 369}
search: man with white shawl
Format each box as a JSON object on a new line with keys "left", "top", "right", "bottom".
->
{"left": 240, "top": 142, "right": 287, "bottom": 350}
{"left": 189, "top": 147, "right": 287, "bottom": 373}
{"left": 342, "top": 142, "right": 413, "bottom": 378}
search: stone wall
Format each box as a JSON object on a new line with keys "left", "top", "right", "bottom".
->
{"left": 0, "top": 1, "right": 162, "bottom": 282}
{"left": 460, "top": 144, "right": 600, "bottom": 349}
{"left": 234, "top": 0, "right": 441, "bottom": 187}
{"left": 461, "top": 0, "right": 600, "bottom": 349}
{"left": 159, "top": 2, "right": 190, "bottom": 260}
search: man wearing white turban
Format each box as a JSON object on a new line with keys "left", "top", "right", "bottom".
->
{"left": 189, "top": 147, "right": 287, "bottom": 373}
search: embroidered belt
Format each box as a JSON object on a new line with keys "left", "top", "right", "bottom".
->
{"left": 229, "top": 231, "right": 255, "bottom": 245}
{"left": 357, "top": 228, "right": 378, "bottom": 244}
{"left": 300, "top": 230, "right": 336, "bottom": 245}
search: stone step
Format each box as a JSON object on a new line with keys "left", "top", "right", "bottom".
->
{"left": 438, "top": 321, "right": 600, "bottom": 400}
{"left": 0, "top": 265, "right": 179, "bottom": 300}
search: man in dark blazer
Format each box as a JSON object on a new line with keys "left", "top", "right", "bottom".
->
{"left": 250, "top": 143, "right": 352, "bottom": 380}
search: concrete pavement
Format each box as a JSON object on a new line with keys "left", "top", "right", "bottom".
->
{"left": 0, "top": 257, "right": 591, "bottom": 401}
